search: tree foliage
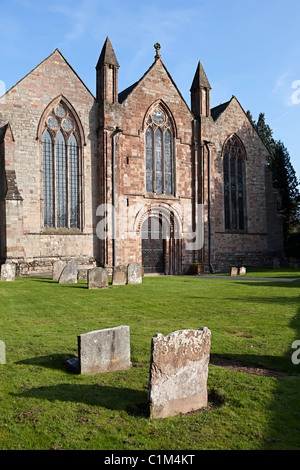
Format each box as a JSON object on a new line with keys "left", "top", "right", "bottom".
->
{"left": 246, "top": 111, "right": 300, "bottom": 241}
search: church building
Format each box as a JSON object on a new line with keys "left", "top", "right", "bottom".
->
{"left": 0, "top": 37, "right": 284, "bottom": 276}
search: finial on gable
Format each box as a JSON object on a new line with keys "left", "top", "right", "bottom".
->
{"left": 154, "top": 43, "right": 161, "bottom": 60}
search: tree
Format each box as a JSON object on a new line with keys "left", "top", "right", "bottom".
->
{"left": 246, "top": 111, "right": 300, "bottom": 241}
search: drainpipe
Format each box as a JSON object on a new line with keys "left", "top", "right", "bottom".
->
{"left": 204, "top": 140, "right": 214, "bottom": 274}
{"left": 112, "top": 128, "right": 123, "bottom": 268}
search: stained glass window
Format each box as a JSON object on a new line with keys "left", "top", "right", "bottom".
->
{"left": 155, "top": 128, "right": 163, "bottom": 194}
{"left": 145, "top": 106, "right": 174, "bottom": 195}
{"left": 47, "top": 116, "right": 59, "bottom": 131}
{"left": 146, "top": 128, "right": 153, "bottom": 192}
{"left": 56, "top": 131, "right": 67, "bottom": 228}
{"left": 223, "top": 136, "right": 246, "bottom": 230}
{"left": 43, "top": 131, "right": 54, "bottom": 227}
{"left": 62, "top": 119, "right": 73, "bottom": 132}
{"left": 69, "top": 134, "right": 79, "bottom": 229}
{"left": 42, "top": 102, "right": 81, "bottom": 230}
{"left": 55, "top": 105, "right": 66, "bottom": 118}
{"left": 152, "top": 108, "right": 164, "bottom": 125}
{"left": 164, "top": 130, "right": 172, "bottom": 195}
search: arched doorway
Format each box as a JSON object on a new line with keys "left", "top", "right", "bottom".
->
{"left": 141, "top": 216, "right": 165, "bottom": 273}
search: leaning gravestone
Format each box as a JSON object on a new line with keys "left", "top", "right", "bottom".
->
{"left": 127, "top": 263, "right": 142, "bottom": 284}
{"left": 112, "top": 264, "right": 127, "bottom": 286}
{"left": 239, "top": 267, "right": 246, "bottom": 276}
{"left": 88, "top": 267, "right": 108, "bottom": 289}
{"left": 148, "top": 327, "right": 211, "bottom": 419}
{"left": 52, "top": 260, "right": 66, "bottom": 281}
{"left": 0, "top": 341, "right": 5, "bottom": 364}
{"left": 59, "top": 261, "right": 78, "bottom": 284}
{"left": 67, "top": 326, "right": 131, "bottom": 374}
{"left": 0, "top": 263, "right": 16, "bottom": 282}
{"left": 230, "top": 267, "right": 238, "bottom": 276}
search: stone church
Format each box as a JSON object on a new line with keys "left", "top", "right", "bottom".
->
{"left": 0, "top": 37, "right": 283, "bottom": 276}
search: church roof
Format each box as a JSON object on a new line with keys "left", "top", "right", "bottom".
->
{"left": 118, "top": 81, "right": 139, "bottom": 103}
{"left": 97, "top": 37, "right": 120, "bottom": 68}
{"left": 210, "top": 99, "right": 231, "bottom": 121}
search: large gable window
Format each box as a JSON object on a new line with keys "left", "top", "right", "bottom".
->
{"left": 145, "top": 106, "right": 174, "bottom": 195}
{"left": 223, "top": 135, "right": 246, "bottom": 231}
{"left": 42, "top": 103, "right": 81, "bottom": 229}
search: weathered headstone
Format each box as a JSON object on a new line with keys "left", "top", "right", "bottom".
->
{"left": 127, "top": 263, "right": 142, "bottom": 284}
{"left": 112, "top": 264, "right": 127, "bottom": 286}
{"left": 273, "top": 257, "right": 280, "bottom": 270}
{"left": 230, "top": 267, "right": 238, "bottom": 276}
{"left": 88, "top": 267, "right": 108, "bottom": 289}
{"left": 73, "top": 326, "right": 131, "bottom": 374}
{"left": 0, "top": 263, "right": 16, "bottom": 282}
{"left": 78, "top": 268, "right": 89, "bottom": 281}
{"left": 52, "top": 260, "right": 66, "bottom": 281}
{"left": 239, "top": 266, "right": 246, "bottom": 276}
{"left": 59, "top": 261, "right": 78, "bottom": 284}
{"left": 148, "top": 328, "right": 211, "bottom": 419}
{"left": 0, "top": 341, "right": 5, "bottom": 364}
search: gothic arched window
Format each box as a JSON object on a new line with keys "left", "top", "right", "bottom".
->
{"left": 145, "top": 106, "right": 174, "bottom": 195}
{"left": 223, "top": 135, "right": 246, "bottom": 231}
{"left": 42, "top": 103, "right": 81, "bottom": 229}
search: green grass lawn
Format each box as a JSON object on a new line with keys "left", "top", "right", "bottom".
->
{"left": 213, "top": 267, "right": 300, "bottom": 279}
{"left": 0, "top": 274, "right": 299, "bottom": 450}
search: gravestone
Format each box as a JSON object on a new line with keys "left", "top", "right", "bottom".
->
{"left": 78, "top": 268, "right": 89, "bottom": 281}
{"left": 0, "top": 341, "right": 5, "bottom": 364}
{"left": 289, "top": 258, "right": 298, "bottom": 269}
{"left": 0, "top": 263, "right": 16, "bottom": 282}
{"left": 239, "top": 267, "right": 246, "bottom": 276}
{"left": 88, "top": 267, "right": 108, "bottom": 289}
{"left": 148, "top": 327, "right": 211, "bottom": 419}
{"left": 273, "top": 258, "right": 280, "bottom": 270}
{"left": 69, "top": 326, "right": 131, "bottom": 374}
{"left": 127, "top": 263, "right": 142, "bottom": 284}
{"left": 59, "top": 261, "right": 78, "bottom": 284}
{"left": 52, "top": 260, "right": 66, "bottom": 281}
{"left": 230, "top": 267, "right": 238, "bottom": 276}
{"left": 112, "top": 264, "right": 127, "bottom": 286}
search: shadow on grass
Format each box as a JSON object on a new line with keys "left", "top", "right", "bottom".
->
{"left": 31, "top": 280, "right": 88, "bottom": 289}
{"left": 12, "top": 383, "right": 149, "bottom": 416}
{"left": 16, "top": 354, "right": 75, "bottom": 371}
{"left": 234, "top": 281, "right": 300, "bottom": 288}
{"left": 210, "top": 353, "right": 299, "bottom": 375}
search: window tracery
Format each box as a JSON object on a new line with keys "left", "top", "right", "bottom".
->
{"left": 42, "top": 102, "right": 81, "bottom": 229}
{"left": 145, "top": 106, "right": 174, "bottom": 195}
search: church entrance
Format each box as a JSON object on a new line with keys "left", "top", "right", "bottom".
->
{"left": 141, "top": 216, "right": 164, "bottom": 273}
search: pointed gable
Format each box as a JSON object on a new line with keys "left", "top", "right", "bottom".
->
{"left": 119, "top": 57, "right": 192, "bottom": 117}
{"left": 1, "top": 49, "right": 94, "bottom": 102}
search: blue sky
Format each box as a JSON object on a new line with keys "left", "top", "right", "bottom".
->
{"left": 1, "top": 0, "right": 300, "bottom": 181}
